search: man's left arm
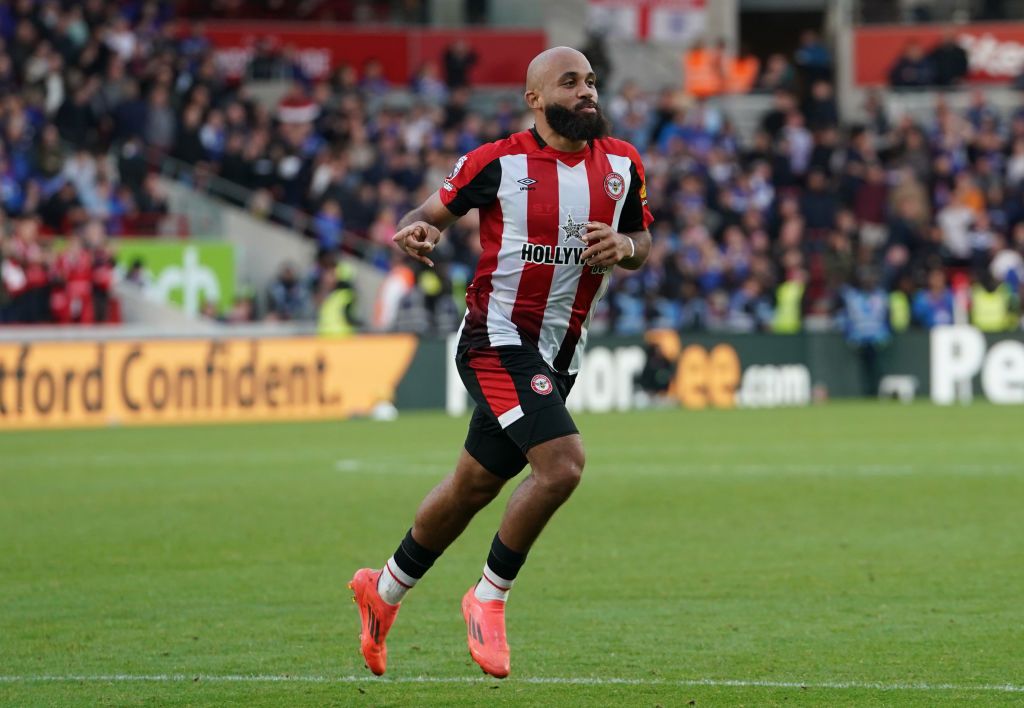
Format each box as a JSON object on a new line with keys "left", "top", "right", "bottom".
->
{"left": 580, "top": 153, "right": 654, "bottom": 270}
{"left": 580, "top": 225, "right": 651, "bottom": 270}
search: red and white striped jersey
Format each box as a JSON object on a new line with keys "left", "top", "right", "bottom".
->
{"left": 440, "top": 128, "right": 654, "bottom": 375}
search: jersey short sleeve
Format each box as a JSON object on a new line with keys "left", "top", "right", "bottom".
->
{"left": 439, "top": 148, "right": 502, "bottom": 217}
{"left": 617, "top": 146, "right": 654, "bottom": 234}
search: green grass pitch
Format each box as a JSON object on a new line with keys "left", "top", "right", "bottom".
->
{"left": 2, "top": 403, "right": 1023, "bottom": 706}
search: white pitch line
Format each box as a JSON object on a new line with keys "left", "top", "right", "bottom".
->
{"left": 0, "top": 675, "right": 1022, "bottom": 693}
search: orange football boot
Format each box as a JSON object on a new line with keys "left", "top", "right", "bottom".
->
{"left": 348, "top": 568, "right": 400, "bottom": 676}
{"left": 461, "top": 585, "right": 511, "bottom": 678}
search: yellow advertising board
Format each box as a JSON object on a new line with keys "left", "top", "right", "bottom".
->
{"left": 0, "top": 335, "right": 417, "bottom": 429}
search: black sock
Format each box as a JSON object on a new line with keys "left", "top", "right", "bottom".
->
{"left": 391, "top": 528, "right": 442, "bottom": 580}
{"left": 485, "top": 533, "right": 527, "bottom": 581}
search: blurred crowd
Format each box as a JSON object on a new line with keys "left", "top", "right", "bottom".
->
{"left": 1, "top": 215, "right": 118, "bottom": 323}
{"left": 601, "top": 80, "right": 1024, "bottom": 337}
{"left": 1, "top": 0, "right": 1022, "bottom": 336}
{"left": 0, "top": 0, "right": 178, "bottom": 323}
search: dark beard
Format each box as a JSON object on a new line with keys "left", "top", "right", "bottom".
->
{"left": 544, "top": 101, "right": 609, "bottom": 142}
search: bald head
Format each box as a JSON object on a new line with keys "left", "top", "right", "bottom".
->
{"left": 524, "top": 45, "right": 606, "bottom": 147}
{"left": 526, "top": 46, "right": 593, "bottom": 91}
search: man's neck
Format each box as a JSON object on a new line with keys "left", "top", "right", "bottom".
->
{"left": 533, "top": 122, "right": 587, "bottom": 153}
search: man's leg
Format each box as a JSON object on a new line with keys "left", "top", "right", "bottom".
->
{"left": 463, "top": 432, "right": 585, "bottom": 678}
{"left": 373, "top": 450, "right": 510, "bottom": 606}
{"left": 410, "top": 448, "right": 510, "bottom": 552}
{"left": 351, "top": 409, "right": 527, "bottom": 676}
{"left": 495, "top": 433, "right": 585, "bottom": 552}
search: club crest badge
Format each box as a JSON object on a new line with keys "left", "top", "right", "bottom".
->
{"left": 604, "top": 172, "right": 625, "bottom": 200}
{"left": 447, "top": 155, "right": 468, "bottom": 180}
{"left": 531, "top": 374, "right": 553, "bottom": 395}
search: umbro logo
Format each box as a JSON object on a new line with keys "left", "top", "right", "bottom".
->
{"left": 517, "top": 177, "right": 537, "bottom": 192}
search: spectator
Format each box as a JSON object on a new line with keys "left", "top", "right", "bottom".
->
{"left": 937, "top": 177, "right": 980, "bottom": 264}
{"left": 928, "top": 31, "right": 969, "bottom": 87}
{"left": 760, "top": 90, "right": 797, "bottom": 140}
{"left": 783, "top": 110, "right": 814, "bottom": 179}
{"left": 970, "top": 269, "right": 1016, "bottom": 332}
{"left": 637, "top": 341, "right": 676, "bottom": 404}
{"left": 412, "top": 62, "right": 448, "bottom": 106}
{"left": 313, "top": 198, "right": 345, "bottom": 252}
{"left": 726, "top": 44, "right": 761, "bottom": 94}
{"left": 800, "top": 169, "right": 839, "bottom": 231}
{"left": 318, "top": 261, "right": 360, "bottom": 335}
{"left": 443, "top": 39, "right": 478, "bottom": 90}
{"left": 248, "top": 38, "right": 286, "bottom": 80}
{"left": 726, "top": 276, "right": 774, "bottom": 332}
{"left": 81, "top": 218, "right": 115, "bottom": 321}
{"left": 683, "top": 38, "right": 725, "bottom": 100}
{"left": 51, "top": 232, "right": 94, "bottom": 323}
{"left": 862, "top": 89, "right": 891, "bottom": 138}
{"left": 837, "top": 269, "right": 891, "bottom": 396}
{"left": 143, "top": 85, "right": 176, "bottom": 154}
{"left": 55, "top": 81, "right": 98, "bottom": 147}
{"left": 965, "top": 88, "right": 999, "bottom": 131}
{"left": 112, "top": 79, "right": 147, "bottom": 140}
{"left": 912, "top": 268, "right": 955, "bottom": 328}
{"left": 267, "top": 262, "right": 311, "bottom": 321}
{"left": 853, "top": 163, "right": 889, "bottom": 250}
{"left": 173, "top": 103, "right": 206, "bottom": 165}
{"left": 889, "top": 41, "right": 934, "bottom": 88}
{"left": 772, "top": 268, "right": 807, "bottom": 333}
{"left": 757, "top": 53, "right": 797, "bottom": 93}
{"left": 802, "top": 80, "right": 838, "bottom": 130}
{"left": 794, "top": 29, "right": 832, "bottom": 84}
{"left": 580, "top": 30, "right": 612, "bottom": 87}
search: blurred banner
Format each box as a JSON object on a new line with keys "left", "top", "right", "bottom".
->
{"left": 587, "top": 0, "right": 707, "bottom": 44}
{"left": 440, "top": 330, "right": 812, "bottom": 415}
{"left": 425, "top": 328, "right": 1024, "bottom": 413}
{"left": 3, "top": 327, "right": 1021, "bottom": 429}
{"left": 113, "top": 240, "right": 236, "bottom": 317}
{"left": 854, "top": 23, "right": 1024, "bottom": 85}
{"left": 0, "top": 335, "right": 416, "bottom": 429}
{"left": 194, "top": 23, "right": 546, "bottom": 84}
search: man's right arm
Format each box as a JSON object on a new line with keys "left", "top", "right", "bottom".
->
{"left": 394, "top": 148, "right": 501, "bottom": 267}
{"left": 392, "top": 192, "right": 460, "bottom": 268}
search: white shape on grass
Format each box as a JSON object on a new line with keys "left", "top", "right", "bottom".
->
{"left": 0, "top": 675, "right": 1021, "bottom": 693}
{"left": 332, "top": 459, "right": 447, "bottom": 475}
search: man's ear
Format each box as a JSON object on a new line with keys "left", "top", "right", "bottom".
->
{"left": 524, "top": 89, "right": 541, "bottom": 110}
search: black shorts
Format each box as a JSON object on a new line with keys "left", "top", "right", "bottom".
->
{"left": 456, "top": 345, "right": 579, "bottom": 479}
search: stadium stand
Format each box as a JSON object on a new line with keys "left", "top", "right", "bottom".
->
{"left": 0, "top": 1, "right": 1022, "bottom": 335}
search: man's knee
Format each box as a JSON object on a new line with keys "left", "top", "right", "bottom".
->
{"left": 531, "top": 437, "right": 585, "bottom": 499}
{"left": 453, "top": 454, "right": 506, "bottom": 508}
{"left": 543, "top": 456, "right": 583, "bottom": 499}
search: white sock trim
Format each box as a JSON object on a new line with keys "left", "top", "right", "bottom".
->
{"left": 385, "top": 559, "right": 417, "bottom": 588}
{"left": 376, "top": 557, "right": 417, "bottom": 605}
{"left": 475, "top": 564, "right": 513, "bottom": 602}
{"left": 482, "top": 566, "right": 512, "bottom": 591}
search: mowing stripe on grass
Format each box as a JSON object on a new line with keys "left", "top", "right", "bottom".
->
{"left": 1, "top": 675, "right": 1022, "bottom": 693}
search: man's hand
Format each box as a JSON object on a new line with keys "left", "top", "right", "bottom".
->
{"left": 393, "top": 220, "right": 442, "bottom": 267}
{"left": 580, "top": 222, "right": 633, "bottom": 268}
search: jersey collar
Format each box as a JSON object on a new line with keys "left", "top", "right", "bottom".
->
{"left": 530, "top": 125, "right": 591, "bottom": 163}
